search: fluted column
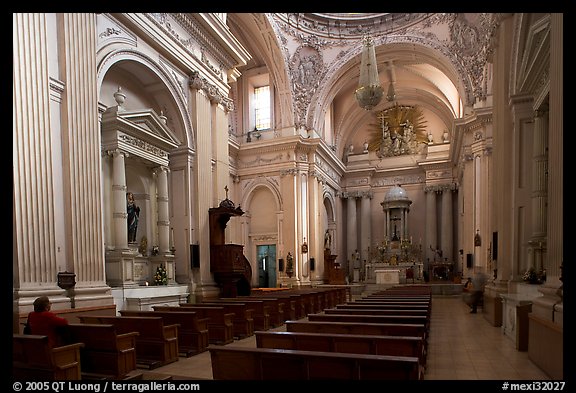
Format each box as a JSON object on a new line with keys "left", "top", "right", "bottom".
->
{"left": 60, "top": 13, "right": 105, "bottom": 287}
{"left": 441, "top": 186, "right": 453, "bottom": 263}
{"left": 474, "top": 154, "right": 482, "bottom": 268}
{"left": 189, "top": 85, "right": 218, "bottom": 291}
{"left": 155, "top": 166, "right": 170, "bottom": 253}
{"left": 425, "top": 188, "right": 437, "bottom": 264}
{"left": 13, "top": 13, "right": 59, "bottom": 288}
{"left": 111, "top": 150, "right": 128, "bottom": 250}
{"left": 546, "top": 13, "right": 563, "bottom": 282}
{"left": 360, "top": 192, "right": 372, "bottom": 269}
{"left": 346, "top": 195, "right": 358, "bottom": 278}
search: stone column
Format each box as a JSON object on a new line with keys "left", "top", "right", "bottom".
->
{"left": 346, "top": 194, "right": 358, "bottom": 278}
{"left": 111, "top": 150, "right": 129, "bottom": 250}
{"left": 474, "top": 154, "right": 482, "bottom": 268}
{"left": 360, "top": 192, "right": 372, "bottom": 275}
{"left": 13, "top": 13, "right": 61, "bottom": 293}
{"left": 189, "top": 77, "right": 219, "bottom": 298}
{"left": 532, "top": 13, "right": 563, "bottom": 325}
{"left": 441, "top": 186, "right": 453, "bottom": 263}
{"left": 425, "top": 187, "right": 437, "bottom": 265}
{"left": 385, "top": 209, "right": 390, "bottom": 240}
{"left": 155, "top": 166, "right": 170, "bottom": 253}
{"left": 546, "top": 13, "right": 563, "bottom": 283}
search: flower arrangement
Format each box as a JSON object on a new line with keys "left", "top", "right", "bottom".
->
{"left": 154, "top": 264, "right": 168, "bottom": 285}
{"left": 522, "top": 268, "right": 542, "bottom": 284}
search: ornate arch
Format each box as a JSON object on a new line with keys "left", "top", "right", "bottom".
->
{"left": 96, "top": 48, "right": 195, "bottom": 150}
{"left": 241, "top": 177, "right": 283, "bottom": 213}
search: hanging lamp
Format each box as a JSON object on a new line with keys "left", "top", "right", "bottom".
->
{"left": 355, "top": 35, "right": 383, "bottom": 110}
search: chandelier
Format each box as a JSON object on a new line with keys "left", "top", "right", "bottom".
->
{"left": 354, "top": 35, "right": 383, "bottom": 110}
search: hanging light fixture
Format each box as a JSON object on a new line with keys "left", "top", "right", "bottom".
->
{"left": 386, "top": 61, "right": 396, "bottom": 102}
{"left": 355, "top": 35, "right": 383, "bottom": 111}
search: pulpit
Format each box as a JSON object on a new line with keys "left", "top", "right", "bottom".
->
{"left": 209, "top": 193, "right": 252, "bottom": 297}
{"left": 324, "top": 249, "right": 346, "bottom": 285}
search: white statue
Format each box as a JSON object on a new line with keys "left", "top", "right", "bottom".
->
{"left": 427, "top": 133, "right": 434, "bottom": 144}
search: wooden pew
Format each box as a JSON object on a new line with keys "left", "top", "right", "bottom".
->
{"left": 177, "top": 303, "right": 254, "bottom": 339}
{"left": 325, "top": 307, "right": 429, "bottom": 317}
{"left": 78, "top": 315, "right": 178, "bottom": 369}
{"left": 118, "top": 310, "right": 209, "bottom": 356}
{"left": 240, "top": 295, "right": 295, "bottom": 322}
{"left": 233, "top": 296, "right": 284, "bottom": 327}
{"left": 209, "top": 345, "right": 420, "bottom": 380}
{"left": 339, "top": 303, "right": 430, "bottom": 311}
{"left": 13, "top": 334, "right": 84, "bottom": 380}
{"left": 207, "top": 299, "right": 270, "bottom": 331}
{"left": 62, "top": 323, "right": 139, "bottom": 379}
{"left": 286, "top": 320, "right": 427, "bottom": 341}
{"left": 343, "top": 302, "right": 431, "bottom": 316}
{"left": 255, "top": 330, "right": 426, "bottom": 373}
{"left": 307, "top": 313, "right": 430, "bottom": 333}
{"left": 151, "top": 306, "right": 234, "bottom": 345}
{"left": 224, "top": 297, "right": 285, "bottom": 327}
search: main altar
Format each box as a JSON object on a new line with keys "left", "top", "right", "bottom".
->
{"left": 365, "top": 185, "right": 424, "bottom": 284}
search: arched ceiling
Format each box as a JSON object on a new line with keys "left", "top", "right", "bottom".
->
{"left": 226, "top": 13, "right": 499, "bottom": 159}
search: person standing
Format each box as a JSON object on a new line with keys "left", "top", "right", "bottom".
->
{"left": 26, "top": 296, "right": 69, "bottom": 347}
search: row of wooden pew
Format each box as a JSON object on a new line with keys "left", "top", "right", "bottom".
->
{"left": 12, "top": 287, "right": 347, "bottom": 380}
{"left": 209, "top": 285, "right": 433, "bottom": 380}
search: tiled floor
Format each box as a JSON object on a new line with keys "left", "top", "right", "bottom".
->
{"left": 144, "top": 295, "right": 550, "bottom": 380}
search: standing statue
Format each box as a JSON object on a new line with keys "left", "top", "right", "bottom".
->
{"left": 324, "top": 229, "right": 332, "bottom": 250}
{"left": 127, "top": 192, "right": 140, "bottom": 243}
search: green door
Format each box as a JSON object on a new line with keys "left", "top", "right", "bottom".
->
{"left": 257, "top": 245, "right": 277, "bottom": 288}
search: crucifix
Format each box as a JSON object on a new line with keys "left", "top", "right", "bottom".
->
{"left": 224, "top": 185, "right": 229, "bottom": 199}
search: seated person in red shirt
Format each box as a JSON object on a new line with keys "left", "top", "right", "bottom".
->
{"left": 27, "top": 296, "right": 69, "bottom": 347}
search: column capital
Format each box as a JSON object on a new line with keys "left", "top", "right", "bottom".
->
{"left": 341, "top": 190, "right": 362, "bottom": 199}
{"left": 106, "top": 149, "right": 127, "bottom": 159}
{"left": 153, "top": 165, "right": 170, "bottom": 176}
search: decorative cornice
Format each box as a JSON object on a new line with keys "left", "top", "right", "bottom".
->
{"left": 372, "top": 175, "right": 424, "bottom": 188}
{"left": 148, "top": 13, "right": 237, "bottom": 79}
{"left": 118, "top": 134, "right": 169, "bottom": 160}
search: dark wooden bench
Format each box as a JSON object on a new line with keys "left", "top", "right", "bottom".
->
{"left": 13, "top": 334, "right": 84, "bottom": 380}
{"left": 326, "top": 307, "right": 429, "bottom": 317}
{"left": 239, "top": 295, "right": 291, "bottom": 324}
{"left": 207, "top": 299, "right": 270, "bottom": 331}
{"left": 62, "top": 323, "right": 139, "bottom": 379}
{"left": 208, "top": 345, "right": 420, "bottom": 380}
{"left": 118, "top": 310, "right": 209, "bottom": 356}
{"left": 307, "top": 313, "right": 430, "bottom": 333}
{"left": 342, "top": 302, "right": 431, "bottom": 316}
{"left": 152, "top": 306, "right": 234, "bottom": 345}
{"left": 255, "top": 330, "right": 426, "bottom": 373}
{"left": 286, "top": 320, "right": 427, "bottom": 342}
{"left": 178, "top": 303, "right": 254, "bottom": 339}
{"left": 77, "top": 315, "right": 178, "bottom": 369}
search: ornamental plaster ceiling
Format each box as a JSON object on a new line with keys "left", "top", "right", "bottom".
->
{"left": 226, "top": 13, "right": 501, "bottom": 164}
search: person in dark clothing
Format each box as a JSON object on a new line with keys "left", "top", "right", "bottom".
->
{"left": 27, "top": 296, "right": 69, "bottom": 347}
{"left": 463, "top": 277, "right": 482, "bottom": 313}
